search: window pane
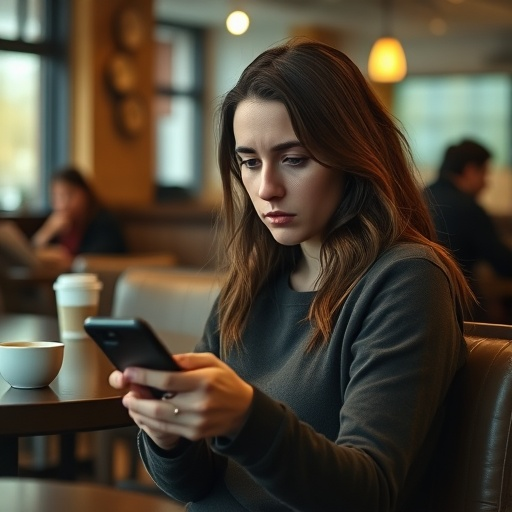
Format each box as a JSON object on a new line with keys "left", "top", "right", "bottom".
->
{"left": 25, "top": 0, "right": 43, "bottom": 42}
{"left": 155, "top": 25, "right": 197, "bottom": 91}
{"left": 154, "top": 23, "right": 203, "bottom": 195}
{"left": 0, "top": 51, "right": 41, "bottom": 210}
{"left": 155, "top": 95, "right": 198, "bottom": 188}
{"left": 394, "top": 74, "right": 512, "bottom": 179}
{"left": 0, "top": 0, "right": 18, "bottom": 39}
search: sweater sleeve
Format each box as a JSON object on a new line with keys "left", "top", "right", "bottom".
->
{"left": 137, "top": 304, "right": 227, "bottom": 504}
{"left": 210, "top": 255, "right": 465, "bottom": 511}
{"left": 138, "top": 431, "right": 228, "bottom": 503}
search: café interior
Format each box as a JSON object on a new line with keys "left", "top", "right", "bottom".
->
{"left": 1, "top": 0, "right": 512, "bottom": 510}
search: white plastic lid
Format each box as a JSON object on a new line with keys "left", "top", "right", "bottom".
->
{"left": 53, "top": 273, "right": 103, "bottom": 290}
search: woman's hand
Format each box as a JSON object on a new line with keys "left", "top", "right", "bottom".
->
{"left": 109, "top": 353, "right": 254, "bottom": 451}
{"left": 32, "top": 211, "right": 71, "bottom": 248}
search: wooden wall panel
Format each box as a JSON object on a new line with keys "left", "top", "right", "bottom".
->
{"left": 71, "top": 0, "right": 155, "bottom": 206}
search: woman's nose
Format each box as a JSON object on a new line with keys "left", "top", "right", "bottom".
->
{"left": 258, "top": 166, "right": 285, "bottom": 200}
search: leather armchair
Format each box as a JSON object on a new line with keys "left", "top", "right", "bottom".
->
{"left": 428, "top": 321, "right": 512, "bottom": 511}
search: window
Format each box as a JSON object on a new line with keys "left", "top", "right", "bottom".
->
{"left": 394, "top": 74, "right": 512, "bottom": 181}
{"left": 153, "top": 22, "right": 204, "bottom": 200}
{"left": 0, "top": 0, "right": 69, "bottom": 211}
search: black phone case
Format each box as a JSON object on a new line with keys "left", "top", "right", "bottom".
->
{"left": 83, "top": 316, "right": 180, "bottom": 397}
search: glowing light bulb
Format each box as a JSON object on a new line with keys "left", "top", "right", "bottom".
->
{"left": 368, "top": 37, "right": 407, "bottom": 83}
{"left": 226, "top": 10, "right": 250, "bottom": 36}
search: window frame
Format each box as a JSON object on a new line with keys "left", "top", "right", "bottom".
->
{"left": 153, "top": 20, "right": 205, "bottom": 201}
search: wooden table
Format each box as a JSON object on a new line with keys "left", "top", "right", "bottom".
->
{"left": 0, "top": 478, "right": 185, "bottom": 512}
{"left": 0, "top": 314, "right": 132, "bottom": 477}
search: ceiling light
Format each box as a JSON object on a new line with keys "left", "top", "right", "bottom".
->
{"left": 368, "top": 0, "right": 407, "bottom": 83}
{"left": 226, "top": 10, "right": 250, "bottom": 36}
{"left": 368, "top": 37, "right": 407, "bottom": 82}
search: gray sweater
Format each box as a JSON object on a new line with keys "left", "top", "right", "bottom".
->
{"left": 139, "top": 243, "right": 466, "bottom": 511}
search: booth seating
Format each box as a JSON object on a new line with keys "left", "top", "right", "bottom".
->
{"left": 95, "top": 266, "right": 223, "bottom": 486}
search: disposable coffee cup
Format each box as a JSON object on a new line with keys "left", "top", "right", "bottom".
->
{"left": 53, "top": 273, "right": 103, "bottom": 340}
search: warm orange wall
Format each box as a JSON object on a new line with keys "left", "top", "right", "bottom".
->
{"left": 71, "top": 0, "right": 155, "bottom": 206}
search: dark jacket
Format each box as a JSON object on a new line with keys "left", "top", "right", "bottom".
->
{"left": 77, "top": 208, "right": 127, "bottom": 254}
{"left": 425, "top": 178, "right": 512, "bottom": 279}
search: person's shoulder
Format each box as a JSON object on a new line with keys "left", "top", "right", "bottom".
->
{"left": 379, "top": 242, "right": 435, "bottom": 260}
{"left": 372, "top": 243, "right": 446, "bottom": 275}
{"left": 424, "top": 179, "right": 441, "bottom": 193}
{"left": 425, "top": 178, "right": 456, "bottom": 199}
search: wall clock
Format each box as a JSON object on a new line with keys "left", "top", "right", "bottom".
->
{"left": 114, "top": 5, "right": 145, "bottom": 52}
{"left": 106, "top": 52, "right": 137, "bottom": 95}
{"left": 115, "top": 94, "right": 146, "bottom": 137}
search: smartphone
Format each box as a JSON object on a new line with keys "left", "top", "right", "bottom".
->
{"left": 83, "top": 316, "right": 181, "bottom": 398}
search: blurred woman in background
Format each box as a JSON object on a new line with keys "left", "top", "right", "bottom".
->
{"left": 32, "top": 166, "right": 126, "bottom": 269}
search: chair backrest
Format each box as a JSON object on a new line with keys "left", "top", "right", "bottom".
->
{"left": 112, "top": 267, "right": 223, "bottom": 350}
{"left": 430, "top": 321, "right": 512, "bottom": 511}
{"left": 72, "top": 252, "right": 177, "bottom": 316}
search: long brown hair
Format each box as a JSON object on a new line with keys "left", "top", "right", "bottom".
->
{"left": 216, "top": 39, "right": 472, "bottom": 354}
{"left": 51, "top": 166, "right": 101, "bottom": 222}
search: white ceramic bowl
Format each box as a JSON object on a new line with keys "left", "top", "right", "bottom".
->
{"left": 0, "top": 341, "right": 64, "bottom": 389}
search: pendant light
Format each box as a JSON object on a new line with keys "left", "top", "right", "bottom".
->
{"left": 368, "top": 0, "right": 407, "bottom": 83}
{"left": 226, "top": 9, "right": 250, "bottom": 35}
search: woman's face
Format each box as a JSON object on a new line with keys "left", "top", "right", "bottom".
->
{"left": 51, "top": 181, "right": 89, "bottom": 221}
{"left": 234, "top": 99, "right": 344, "bottom": 252}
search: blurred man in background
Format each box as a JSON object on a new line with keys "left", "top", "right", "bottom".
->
{"left": 425, "top": 138, "right": 512, "bottom": 322}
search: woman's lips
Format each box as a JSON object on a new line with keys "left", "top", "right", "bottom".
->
{"left": 264, "top": 211, "right": 296, "bottom": 225}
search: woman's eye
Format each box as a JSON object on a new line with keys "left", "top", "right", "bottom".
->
{"left": 240, "top": 158, "right": 259, "bottom": 169}
{"left": 284, "top": 156, "right": 307, "bottom": 166}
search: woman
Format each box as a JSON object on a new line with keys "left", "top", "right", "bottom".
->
{"left": 109, "top": 40, "right": 472, "bottom": 511}
{"left": 32, "top": 166, "right": 126, "bottom": 268}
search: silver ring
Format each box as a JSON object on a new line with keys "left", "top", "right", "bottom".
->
{"left": 161, "top": 392, "right": 176, "bottom": 401}
{"left": 173, "top": 407, "right": 180, "bottom": 416}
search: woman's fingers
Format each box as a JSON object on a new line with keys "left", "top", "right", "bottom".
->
{"left": 122, "top": 352, "right": 224, "bottom": 395}
{"left": 109, "top": 369, "right": 126, "bottom": 389}
{"left": 172, "top": 352, "right": 225, "bottom": 370}
{"left": 118, "top": 352, "right": 254, "bottom": 441}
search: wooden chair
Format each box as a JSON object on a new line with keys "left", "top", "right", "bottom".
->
{"left": 0, "top": 477, "right": 185, "bottom": 512}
